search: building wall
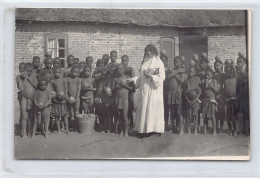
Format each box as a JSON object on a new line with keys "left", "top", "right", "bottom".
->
{"left": 15, "top": 21, "right": 180, "bottom": 76}
{"left": 14, "top": 21, "right": 247, "bottom": 94}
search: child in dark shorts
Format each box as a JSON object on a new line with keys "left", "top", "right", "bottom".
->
{"left": 95, "top": 68, "right": 108, "bottom": 132}
{"left": 51, "top": 66, "right": 69, "bottom": 134}
{"left": 113, "top": 64, "right": 134, "bottom": 136}
{"left": 201, "top": 68, "right": 219, "bottom": 135}
{"left": 183, "top": 67, "right": 202, "bottom": 134}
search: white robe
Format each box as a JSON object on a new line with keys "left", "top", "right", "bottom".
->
{"left": 133, "top": 56, "right": 165, "bottom": 133}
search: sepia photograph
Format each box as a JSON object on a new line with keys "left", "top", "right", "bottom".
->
{"left": 14, "top": 8, "right": 250, "bottom": 160}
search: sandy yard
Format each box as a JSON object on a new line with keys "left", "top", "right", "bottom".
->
{"left": 13, "top": 102, "right": 249, "bottom": 160}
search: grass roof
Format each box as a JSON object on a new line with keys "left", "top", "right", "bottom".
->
{"left": 16, "top": 8, "right": 246, "bottom": 27}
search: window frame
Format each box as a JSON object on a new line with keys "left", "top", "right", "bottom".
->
{"left": 160, "top": 37, "right": 175, "bottom": 67}
{"left": 44, "top": 33, "right": 68, "bottom": 68}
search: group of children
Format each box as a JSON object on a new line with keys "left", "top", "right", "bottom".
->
{"left": 161, "top": 51, "right": 249, "bottom": 136}
{"left": 16, "top": 49, "right": 249, "bottom": 138}
{"left": 16, "top": 51, "right": 135, "bottom": 138}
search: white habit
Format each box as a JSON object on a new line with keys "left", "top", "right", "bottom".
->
{"left": 133, "top": 56, "right": 165, "bottom": 133}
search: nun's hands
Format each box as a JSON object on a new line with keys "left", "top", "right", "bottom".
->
{"left": 125, "top": 78, "right": 134, "bottom": 84}
{"left": 143, "top": 69, "right": 152, "bottom": 79}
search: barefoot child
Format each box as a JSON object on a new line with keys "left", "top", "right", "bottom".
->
{"left": 20, "top": 63, "right": 38, "bottom": 137}
{"left": 167, "top": 56, "right": 187, "bottom": 134}
{"left": 121, "top": 55, "right": 135, "bottom": 129}
{"left": 67, "top": 65, "right": 81, "bottom": 132}
{"left": 184, "top": 67, "right": 202, "bottom": 134}
{"left": 201, "top": 68, "right": 219, "bottom": 135}
{"left": 81, "top": 66, "right": 96, "bottom": 114}
{"left": 32, "top": 78, "right": 52, "bottom": 138}
{"left": 223, "top": 59, "right": 238, "bottom": 136}
{"left": 51, "top": 66, "right": 69, "bottom": 134}
{"left": 160, "top": 51, "right": 170, "bottom": 130}
{"left": 104, "top": 63, "right": 117, "bottom": 133}
{"left": 214, "top": 56, "right": 225, "bottom": 133}
{"left": 16, "top": 62, "right": 26, "bottom": 128}
{"left": 236, "top": 53, "right": 249, "bottom": 135}
{"left": 95, "top": 68, "right": 108, "bottom": 131}
{"left": 113, "top": 64, "right": 133, "bottom": 136}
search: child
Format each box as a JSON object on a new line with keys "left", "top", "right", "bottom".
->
{"left": 74, "top": 58, "right": 79, "bottom": 64}
{"left": 102, "top": 54, "right": 110, "bottom": 67}
{"left": 160, "top": 51, "right": 171, "bottom": 130}
{"left": 32, "top": 56, "right": 41, "bottom": 75}
{"left": 92, "top": 59, "right": 104, "bottom": 82}
{"left": 113, "top": 64, "right": 133, "bottom": 136}
{"left": 64, "top": 55, "right": 75, "bottom": 77}
{"left": 223, "top": 59, "right": 238, "bottom": 136}
{"left": 51, "top": 66, "right": 69, "bottom": 134}
{"left": 104, "top": 63, "right": 117, "bottom": 133}
{"left": 44, "top": 58, "right": 54, "bottom": 79}
{"left": 201, "top": 68, "right": 219, "bottom": 135}
{"left": 79, "top": 61, "right": 86, "bottom": 74}
{"left": 53, "top": 57, "right": 61, "bottom": 68}
{"left": 81, "top": 66, "right": 96, "bottom": 114}
{"left": 167, "top": 56, "right": 187, "bottom": 134}
{"left": 107, "top": 50, "right": 118, "bottom": 70}
{"left": 67, "top": 65, "right": 81, "bottom": 132}
{"left": 41, "top": 69, "right": 55, "bottom": 133}
{"left": 236, "top": 53, "right": 249, "bottom": 135}
{"left": 20, "top": 63, "right": 38, "bottom": 137}
{"left": 16, "top": 62, "right": 26, "bottom": 129}
{"left": 86, "top": 56, "right": 93, "bottom": 69}
{"left": 183, "top": 67, "right": 202, "bottom": 134}
{"left": 32, "top": 78, "right": 52, "bottom": 138}
{"left": 214, "top": 56, "right": 225, "bottom": 133}
{"left": 121, "top": 55, "right": 135, "bottom": 129}
{"left": 95, "top": 68, "right": 108, "bottom": 132}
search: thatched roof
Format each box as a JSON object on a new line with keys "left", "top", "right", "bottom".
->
{"left": 15, "top": 8, "right": 246, "bottom": 27}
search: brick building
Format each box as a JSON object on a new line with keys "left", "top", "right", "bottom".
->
{"left": 15, "top": 8, "right": 247, "bottom": 75}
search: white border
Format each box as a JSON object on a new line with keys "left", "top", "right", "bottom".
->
{"left": 0, "top": 1, "right": 259, "bottom": 177}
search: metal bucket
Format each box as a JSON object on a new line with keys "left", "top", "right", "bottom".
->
{"left": 76, "top": 114, "right": 96, "bottom": 134}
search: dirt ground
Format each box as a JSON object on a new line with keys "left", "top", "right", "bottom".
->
{"left": 14, "top": 102, "right": 250, "bottom": 160}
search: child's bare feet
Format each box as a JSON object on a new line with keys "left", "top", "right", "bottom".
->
{"left": 64, "top": 130, "right": 70, "bottom": 134}
{"left": 194, "top": 128, "right": 198, "bottom": 135}
{"left": 204, "top": 127, "right": 207, "bottom": 135}
{"left": 124, "top": 132, "right": 129, "bottom": 137}
{"left": 233, "top": 131, "right": 237, "bottom": 136}
{"left": 188, "top": 129, "right": 191, "bottom": 134}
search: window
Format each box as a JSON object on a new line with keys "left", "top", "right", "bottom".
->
{"left": 160, "top": 37, "right": 175, "bottom": 67}
{"left": 44, "top": 33, "right": 68, "bottom": 68}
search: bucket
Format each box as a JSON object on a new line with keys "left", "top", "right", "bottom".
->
{"left": 76, "top": 114, "right": 96, "bottom": 134}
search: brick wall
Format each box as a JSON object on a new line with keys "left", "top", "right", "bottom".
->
{"left": 15, "top": 21, "right": 180, "bottom": 77}
{"left": 208, "top": 35, "right": 246, "bottom": 66}
{"left": 14, "top": 21, "right": 247, "bottom": 94}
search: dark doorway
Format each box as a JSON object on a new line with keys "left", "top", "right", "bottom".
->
{"left": 179, "top": 35, "right": 207, "bottom": 62}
